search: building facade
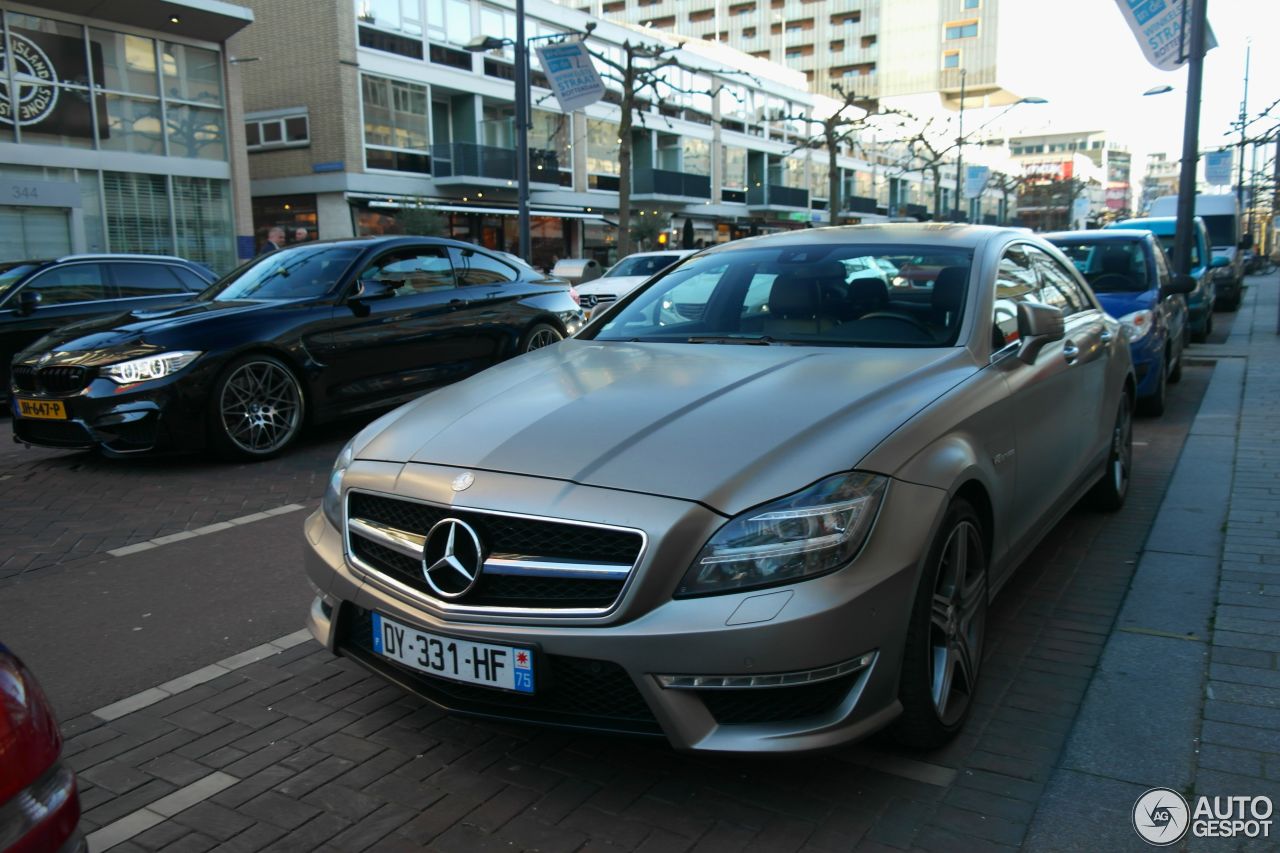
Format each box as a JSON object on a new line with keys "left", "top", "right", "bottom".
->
{"left": 0, "top": 0, "right": 254, "bottom": 272}
{"left": 1003, "top": 129, "right": 1132, "bottom": 229}
{"left": 240, "top": 0, "right": 989, "bottom": 270}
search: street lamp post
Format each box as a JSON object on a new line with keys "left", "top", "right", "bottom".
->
{"left": 953, "top": 68, "right": 966, "bottom": 221}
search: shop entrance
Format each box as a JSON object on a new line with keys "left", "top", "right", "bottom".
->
{"left": 0, "top": 206, "right": 72, "bottom": 262}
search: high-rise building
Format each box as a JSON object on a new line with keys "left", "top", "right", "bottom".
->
{"left": 569, "top": 0, "right": 1032, "bottom": 105}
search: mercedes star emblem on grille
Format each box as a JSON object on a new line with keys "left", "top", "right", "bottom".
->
{"left": 421, "top": 518, "right": 484, "bottom": 599}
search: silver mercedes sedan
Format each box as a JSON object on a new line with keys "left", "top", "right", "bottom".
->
{"left": 303, "top": 224, "right": 1136, "bottom": 753}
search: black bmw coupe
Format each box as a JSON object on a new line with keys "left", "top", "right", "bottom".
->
{"left": 9, "top": 237, "right": 583, "bottom": 459}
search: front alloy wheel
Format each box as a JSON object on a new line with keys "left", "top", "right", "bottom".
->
{"left": 521, "top": 323, "right": 563, "bottom": 353}
{"left": 893, "top": 499, "right": 987, "bottom": 749}
{"left": 213, "top": 355, "right": 304, "bottom": 460}
{"left": 1088, "top": 394, "right": 1132, "bottom": 511}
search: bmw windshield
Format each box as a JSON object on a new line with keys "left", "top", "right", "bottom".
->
{"left": 0, "top": 262, "right": 38, "bottom": 305}
{"left": 584, "top": 244, "right": 972, "bottom": 347}
{"left": 199, "top": 244, "right": 363, "bottom": 302}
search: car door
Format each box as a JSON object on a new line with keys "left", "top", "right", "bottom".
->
{"left": 446, "top": 246, "right": 531, "bottom": 363}
{"left": 319, "top": 245, "right": 471, "bottom": 413}
{"left": 1030, "top": 245, "right": 1112, "bottom": 482}
{"left": 990, "top": 244, "right": 1082, "bottom": 555}
{"left": 0, "top": 262, "right": 114, "bottom": 386}
{"left": 106, "top": 261, "right": 202, "bottom": 312}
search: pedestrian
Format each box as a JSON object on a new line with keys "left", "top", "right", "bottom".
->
{"left": 294, "top": 226, "right": 309, "bottom": 243}
{"left": 259, "top": 226, "right": 285, "bottom": 254}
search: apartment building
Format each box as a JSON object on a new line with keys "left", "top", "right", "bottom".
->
{"left": 570, "top": 0, "right": 1031, "bottom": 106}
{"left": 1003, "top": 129, "right": 1133, "bottom": 227}
{"left": 0, "top": 0, "right": 254, "bottom": 271}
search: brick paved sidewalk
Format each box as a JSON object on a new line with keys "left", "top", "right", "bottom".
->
{"left": 61, "top": 368, "right": 1213, "bottom": 851}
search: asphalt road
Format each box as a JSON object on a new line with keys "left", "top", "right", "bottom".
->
{"left": 0, "top": 307, "right": 1236, "bottom": 721}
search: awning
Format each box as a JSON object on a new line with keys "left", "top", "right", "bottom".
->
{"left": 362, "top": 199, "right": 604, "bottom": 221}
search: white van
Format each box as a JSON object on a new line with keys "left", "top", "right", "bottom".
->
{"left": 1147, "top": 194, "right": 1243, "bottom": 307}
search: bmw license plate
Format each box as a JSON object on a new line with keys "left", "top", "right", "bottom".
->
{"left": 14, "top": 398, "right": 66, "bottom": 420}
{"left": 371, "top": 612, "right": 535, "bottom": 694}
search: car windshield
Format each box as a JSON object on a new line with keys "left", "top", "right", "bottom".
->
{"left": 605, "top": 254, "right": 684, "bottom": 278}
{"left": 1051, "top": 240, "right": 1150, "bottom": 292}
{"left": 199, "top": 244, "right": 363, "bottom": 302}
{"left": 585, "top": 243, "right": 972, "bottom": 348}
{"left": 0, "top": 262, "right": 38, "bottom": 304}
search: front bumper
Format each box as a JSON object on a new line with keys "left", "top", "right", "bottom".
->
{"left": 303, "top": 463, "right": 945, "bottom": 753}
{"left": 9, "top": 366, "right": 215, "bottom": 455}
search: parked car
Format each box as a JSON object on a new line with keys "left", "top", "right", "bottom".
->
{"left": 10, "top": 237, "right": 583, "bottom": 459}
{"left": 0, "top": 254, "right": 215, "bottom": 397}
{"left": 1046, "top": 230, "right": 1193, "bottom": 416}
{"left": 577, "top": 249, "right": 696, "bottom": 318}
{"left": 1104, "top": 216, "right": 1216, "bottom": 341}
{"left": 303, "top": 224, "right": 1135, "bottom": 753}
{"left": 0, "top": 643, "right": 83, "bottom": 853}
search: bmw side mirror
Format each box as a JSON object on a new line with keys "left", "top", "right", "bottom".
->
{"left": 1015, "top": 301, "right": 1065, "bottom": 365}
{"left": 16, "top": 290, "right": 42, "bottom": 316}
{"left": 1162, "top": 274, "right": 1197, "bottom": 298}
{"left": 351, "top": 279, "right": 395, "bottom": 302}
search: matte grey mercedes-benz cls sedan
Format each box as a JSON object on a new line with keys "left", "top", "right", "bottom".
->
{"left": 303, "top": 224, "right": 1136, "bottom": 753}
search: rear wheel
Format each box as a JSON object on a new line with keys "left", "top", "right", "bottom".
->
{"left": 209, "top": 354, "right": 305, "bottom": 461}
{"left": 1169, "top": 344, "right": 1183, "bottom": 384}
{"left": 892, "top": 499, "right": 987, "bottom": 750}
{"left": 1088, "top": 394, "right": 1132, "bottom": 511}
{"left": 520, "top": 322, "right": 563, "bottom": 353}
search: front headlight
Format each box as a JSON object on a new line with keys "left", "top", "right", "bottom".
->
{"left": 676, "top": 472, "right": 888, "bottom": 597}
{"left": 1118, "top": 310, "right": 1153, "bottom": 342}
{"left": 102, "top": 351, "right": 201, "bottom": 384}
{"left": 322, "top": 438, "right": 355, "bottom": 529}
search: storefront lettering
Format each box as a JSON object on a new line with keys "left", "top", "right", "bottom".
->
{"left": 0, "top": 34, "right": 61, "bottom": 127}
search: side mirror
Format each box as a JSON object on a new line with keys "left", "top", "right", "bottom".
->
{"left": 351, "top": 279, "right": 395, "bottom": 302}
{"left": 1161, "top": 274, "right": 1197, "bottom": 297}
{"left": 1210, "top": 255, "right": 1230, "bottom": 269}
{"left": 17, "top": 290, "right": 42, "bottom": 316}
{"left": 1015, "top": 301, "right": 1065, "bottom": 365}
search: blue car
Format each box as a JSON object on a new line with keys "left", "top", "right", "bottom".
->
{"left": 1047, "top": 230, "right": 1191, "bottom": 416}
{"left": 1104, "top": 216, "right": 1215, "bottom": 342}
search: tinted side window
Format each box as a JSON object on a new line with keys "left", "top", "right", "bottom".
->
{"left": 1151, "top": 239, "right": 1172, "bottom": 290}
{"left": 1027, "top": 246, "right": 1092, "bottom": 317}
{"left": 24, "top": 263, "right": 112, "bottom": 305}
{"left": 111, "top": 262, "right": 190, "bottom": 297}
{"left": 448, "top": 248, "right": 518, "bottom": 286}
{"left": 359, "top": 248, "right": 455, "bottom": 294}
{"left": 172, "top": 265, "right": 213, "bottom": 291}
{"left": 993, "top": 246, "right": 1039, "bottom": 348}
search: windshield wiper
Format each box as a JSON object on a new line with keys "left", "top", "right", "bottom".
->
{"left": 685, "top": 335, "right": 790, "bottom": 346}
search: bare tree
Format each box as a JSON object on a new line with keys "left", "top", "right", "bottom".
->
{"left": 988, "top": 171, "right": 1026, "bottom": 225}
{"left": 889, "top": 116, "right": 957, "bottom": 219}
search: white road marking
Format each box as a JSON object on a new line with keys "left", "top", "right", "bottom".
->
{"left": 86, "top": 772, "right": 238, "bottom": 852}
{"left": 105, "top": 503, "right": 306, "bottom": 557}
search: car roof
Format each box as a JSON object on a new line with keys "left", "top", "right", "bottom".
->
{"left": 287, "top": 235, "right": 508, "bottom": 253}
{"left": 623, "top": 249, "right": 696, "bottom": 258}
{"left": 1043, "top": 230, "right": 1150, "bottom": 243}
{"left": 53, "top": 253, "right": 200, "bottom": 264}
{"left": 701, "top": 223, "right": 1013, "bottom": 254}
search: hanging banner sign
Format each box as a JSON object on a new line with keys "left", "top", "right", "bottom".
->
{"left": 1112, "top": 0, "right": 1217, "bottom": 71}
{"left": 1203, "top": 150, "right": 1232, "bottom": 186}
{"left": 535, "top": 42, "right": 605, "bottom": 113}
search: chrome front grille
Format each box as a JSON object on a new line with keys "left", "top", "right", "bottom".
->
{"left": 345, "top": 490, "right": 645, "bottom": 614}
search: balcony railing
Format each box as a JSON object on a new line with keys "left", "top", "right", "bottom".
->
{"left": 632, "top": 168, "right": 711, "bottom": 199}
{"left": 430, "top": 143, "right": 561, "bottom": 182}
{"left": 747, "top": 184, "right": 809, "bottom": 208}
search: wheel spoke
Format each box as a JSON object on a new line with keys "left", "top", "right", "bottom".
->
{"left": 931, "top": 593, "right": 952, "bottom": 632}
{"left": 953, "top": 632, "right": 976, "bottom": 694}
{"left": 932, "top": 646, "right": 955, "bottom": 718}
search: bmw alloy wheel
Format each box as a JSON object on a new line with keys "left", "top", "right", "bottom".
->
{"left": 218, "top": 359, "right": 303, "bottom": 456}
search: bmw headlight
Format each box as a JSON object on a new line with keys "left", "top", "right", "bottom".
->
{"left": 676, "top": 472, "right": 888, "bottom": 597}
{"left": 1118, "top": 310, "right": 1153, "bottom": 342}
{"left": 322, "top": 438, "right": 355, "bottom": 529}
{"left": 102, "top": 351, "right": 201, "bottom": 384}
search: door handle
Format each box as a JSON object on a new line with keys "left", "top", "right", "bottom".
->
{"left": 1099, "top": 328, "right": 1114, "bottom": 343}
{"left": 1063, "top": 341, "right": 1079, "bottom": 363}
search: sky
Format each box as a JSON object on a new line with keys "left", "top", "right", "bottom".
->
{"left": 969, "top": 0, "right": 1280, "bottom": 179}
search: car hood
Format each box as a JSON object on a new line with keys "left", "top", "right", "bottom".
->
{"left": 358, "top": 339, "right": 976, "bottom": 515}
{"left": 1095, "top": 289, "right": 1156, "bottom": 318}
{"left": 577, "top": 276, "right": 647, "bottom": 298}
{"left": 21, "top": 299, "right": 284, "bottom": 359}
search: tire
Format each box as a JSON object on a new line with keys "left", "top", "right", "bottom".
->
{"left": 1169, "top": 345, "right": 1183, "bottom": 384}
{"left": 1138, "top": 355, "right": 1167, "bottom": 417}
{"left": 1088, "top": 394, "right": 1132, "bottom": 512}
{"left": 208, "top": 354, "right": 305, "bottom": 461}
{"left": 891, "top": 499, "right": 987, "bottom": 750}
{"left": 519, "top": 322, "right": 563, "bottom": 353}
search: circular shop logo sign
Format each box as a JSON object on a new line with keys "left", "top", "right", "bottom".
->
{"left": 1133, "top": 788, "right": 1190, "bottom": 846}
{"left": 0, "top": 34, "right": 60, "bottom": 127}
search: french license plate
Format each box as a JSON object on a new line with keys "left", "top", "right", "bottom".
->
{"left": 371, "top": 612, "right": 535, "bottom": 694}
{"left": 15, "top": 398, "right": 66, "bottom": 420}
